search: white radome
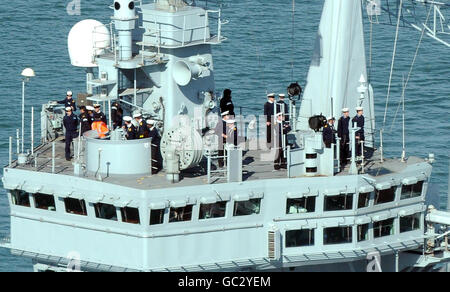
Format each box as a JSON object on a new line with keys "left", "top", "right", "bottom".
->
{"left": 68, "top": 19, "right": 111, "bottom": 68}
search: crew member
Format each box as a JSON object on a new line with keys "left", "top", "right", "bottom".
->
{"left": 78, "top": 106, "right": 92, "bottom": 136}
{"left": 133, "top": 112, "right": 149, "bottom": 139}
{"left": 277, "top": 93, "right": 289, "bottom": 123}
{"left": 274, "top": 113, "right": 291, "bottom": 170}
{"left": 93, "top": 104, "right": 107, "bottom": 124}
{"left": 58, "top": 91, "right": 76, "bottom": 112}
{"left": 91, "top": 116, "right": 109, "bottom": 139}
{"left": 323, "top": 117, "right": 336, "bottom": 149}
{"left": 111, "top": 102, "right": 123, "bottom": 129}
{"left": 86, "top": 105, "right": 95, "bottom": 121}
{"left": 264, "top": 93, "right": 276, "bottom": 148}
{"left": 338, "top": 108, "right": 350, "bottom": 168}
{"left": 225, "top": 119, "right": 238, "bottom": 147}
{"left": 147, "top": 119, "right": 161, "bottom": 174}
{"left": 352, "top": 107, "right": 365, "bottom": 158}
{"left": 123, "top": 116, "right": 136, "bottom": 140}
{"left": 63, "top": 107, "right": 79, "bottom": 161}
{"left": 215, "top": 111, "right": 230, "bottom": 167}
{"left": 220, "top": 89, "right": 235, "bottom": 117}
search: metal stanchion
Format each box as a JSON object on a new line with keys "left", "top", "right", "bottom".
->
{"left": 361, "top": 141, "right": 365, "bottom": 174}
{"left": 16, "top": 129, "right": 20, "bottom": 155}
{"left": 9, "top": 137, "right": 12, "bottom": 167}
{"left": 52, "top": 142, "right": 56, "bottom": 174}
{"left": 31, "top": 107, "right": 34, "bottom": 155}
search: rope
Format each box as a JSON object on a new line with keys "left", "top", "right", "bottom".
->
{"left": 388, "top": 4, "right": 433, "bottom": 132}
{"left": 382, "top": 0, "right": 403, "bottom": 129}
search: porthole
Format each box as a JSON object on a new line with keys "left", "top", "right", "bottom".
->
{"left": 114, "top": 2, "right": 121, "bottom": 10}
{"left": 129, "top": 1, "right": 135, "bottom": 9}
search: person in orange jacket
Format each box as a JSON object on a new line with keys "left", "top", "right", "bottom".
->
{"left": 91, "top": 117, "right": 109, "bottom": 138}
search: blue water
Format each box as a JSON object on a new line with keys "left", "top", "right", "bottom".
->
{"left": 0, "top": 0, "right": 448, "bottom": 271}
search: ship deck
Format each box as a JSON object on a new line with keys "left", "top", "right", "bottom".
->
{"left": 9, "top": 137, "right": 426, "bottom": 190}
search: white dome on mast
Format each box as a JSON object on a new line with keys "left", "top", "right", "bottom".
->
{"left": 68, "top": 19, "right": 111, "bottom": 68}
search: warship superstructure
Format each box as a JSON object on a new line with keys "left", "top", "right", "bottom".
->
{"left": 1, "top": 0, "right": 450, "bottom": 272}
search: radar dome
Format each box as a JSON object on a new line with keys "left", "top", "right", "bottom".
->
{"left": 68, "top": 19, "right": 111, "bottom": 68}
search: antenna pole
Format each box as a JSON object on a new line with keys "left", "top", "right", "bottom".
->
{"left": 401, "top": 75, "right": 406, "bottom": 162}
{"left": 21, "top": 80, "right": 25, "bottom": 154}
{"left": 31, "top": 107, "right": 34, "bottom": 156}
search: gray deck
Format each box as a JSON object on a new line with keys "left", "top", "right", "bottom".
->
{"left": 10, "top": 137, "right": 425, "bottom": 190}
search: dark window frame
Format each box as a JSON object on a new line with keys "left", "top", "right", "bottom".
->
{"left": 64, "top": 198, "right": 87, "bottom": 216}
{"left": 401, "top": 181, "right": 424, "bottom": 200}
{"left": 150, "top": 209, "right": 165, "bottom": 225}
{"left": 374, "top": 187, "right": 396, "bottom": 205}
{"left": 94, "top": 203, "right": 117, "bottom": 221}
{"left": 324, "top": 226, "right": 353, "bottom": 245}
{"left": 11, "top": 190, "right": 30, "bottom": 207}
{"left": 357, "top": 192, "right": 371, "bottom": 209}
{"left": 233, "top": 198, "right": 262, "bottom": 217}
{"left": 169, "top": 205, "right": 193, "bottom": 223}
{"left": 285, "top": 229, "right": 315, "bottom": 248}
{"left": 286, "top": 197, "right": 316, "bottom": 214}
{"left": 357, "top": 224, "right": 370, "bottom": 242}
{"left": 373, "top": 218, "right": 395, "bottom": 238}
{"left": 34, "top": 193, "right": 56, "bottom": 211}
{"left": 121, "top": 207, "right": 141, "bottom": 224}
{"left": 400, "top": 213, "right": 421, "bottom": 233}
{"left": 199, "top": 201, "right": 227, "bottom": 220}
{"left": 324, "top": 194, "right": 354, "bottom": 212}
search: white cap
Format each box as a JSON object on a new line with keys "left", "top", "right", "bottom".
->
{"left": 65, "top": 107, "right": 73, "bottom": 112}
{"left": 327, "top": 116, "right": 335, "bottom": 121}
{"left": 221, "top": 111, "right": 229, "bottom": 117}
{"left": 67, "top": 91, "right": 73, "bottom": 96}
{"left": 133, "top": 112, "right": 142, "bottom": 118}
{"left": 146, "top": 119, "right": 156, "bottom": 125}
{"left": 279, "top": 94, "right": 286, "bottom": 98}
{"left": 267, "top": 93, "right": 275, "bottom": 98}
{"left": 356, "top": 106, "right": 364, "bottom": 111}
{"left": 93, "top": 104, "right": 101, "bottom": 108}
{"left": 111, "top": 106, "right": 117, "bottom": 110}
{"left": 123, "top": 116, "right": 132, "bottom": 122}
{"left": 226, "top": 119, "right": 235, "bottom": 124}
{"left": 275, "top": 112, "right": 283, "bottom": 117}
{"left": 86, "top": 105, "right": 95, "bottom": 111}
{"left": 342, "top": 108, "right": 349, "bottom": 113}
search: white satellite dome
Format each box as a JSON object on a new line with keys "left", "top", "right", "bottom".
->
{"left": 68, "top": 19, "right": 111, "bottom": 68}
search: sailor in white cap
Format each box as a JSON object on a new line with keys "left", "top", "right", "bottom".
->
{"left": 111, "top": 101, "right": 123, "bottom": 129}
{"left": 93, "top": 104, "right": 107, "bottom": 124}
{"left": 264, "top": 93, "right": 276, "bottom": 147}
{"left": 78, "top": 106, "right": 92, "bottom": 136}
{"left": 338, "top": 108, "right": 351, "bottom": 168}
{"left": 146, "top": 119, "right": 162, "bottom": 173}
{"left": 323, "top": 116, "right": 336, "bottom": 149}
{"left": 215, "top": 111, "right": 230, "bottom": 167}
{"left": 62, "top": 106, "right": 79, "bottom": 161}
{"left": 352, "top": 106, "right": 365, "bottom": 158}
{"left": 225, "top": 119, "right": 238, "bottom": 147}
{"left": 122, "top": 116, "right": 136, "bottom": 140}
{"left": 133, "top": 112, "right": 149, "bottom": 139}
{"left": 273, "top": 112, "right": 291, "bottom": 170}
{"left": 277, "top": 93, "right": 289, "bottom": 123}
{"left": 57, "top": 90, "right": 76, "bottom": 112}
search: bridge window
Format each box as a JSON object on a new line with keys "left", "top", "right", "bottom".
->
{"left": 401, "top": 181, "right": 424, "bottom": 200}
{"left": 358, "top": 193, "right": 371, "bottom": 209}
{"left": 286, "top": 197, "right": 316, "bottom": 214}
{"left": 285, "top": 229, "right": 315, "bottom": 248}
{"left": 199, "top": 202, "right": 227, "bottom": 220}
{"left": 375, "top": 187, "right": 396, "bottom": 205}
{"left": 150, "top": 209, "right": 165, "bottom": 225}
{"left": 374, "top": 218, "right": 395, "bottom": 238}
{"left": 34, "top": 194, "right": 56, "bottom": 211}
{"left": 357, "top": 224, "right": 369, "bottom": 242}
{"left": 169, "top": 205, "right": 193, "bottom": 223}
{"left": 64, "top": 198, "right": 87, "bottom": 216}
{"left": 400, "top": 213, "right": 421, "bottom": 233}
{"left": 94, "top": 203, "right": 117, "bottom": 221}
{"left": 11, "top": 190, "right": 30, "bottom": 207}
{"left": 121, "top": 207, "right": 140, "bottom": 224}
{"left": 324, "top": 226, "right": 352, "bottom": 245}
{"left": 324, "top": 194, "right": 353, "bottom": 211}
{"left": 233, "top": 199, "right": 261, "bottom": 216}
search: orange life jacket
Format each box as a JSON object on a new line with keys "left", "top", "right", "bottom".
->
{"left": 91, "top": 121, "right": 109, "bottom": 138}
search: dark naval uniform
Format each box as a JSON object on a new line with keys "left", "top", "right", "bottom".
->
{"left": 323, "top": 124, "right": 336, "bottom": 149}
{"left": 111, "top": 104, "right": 123, "bottom": 129}
{"left": 338, "top": 116, "right": 350, "bottom": 166}
{"left": 79, "top": 112, "right": 92, "bottom": 136}
{"left": 220, "top": 90, "right": 235, "bottom": 116}
{"left": 352, "top": 114, "right": 365, "bottom": 156}
{"left": 215, "top": 119, "right": 227, "bottom": 167}
{"left": 63, "top": 113, "right": 79, "bottom": 160}
{"left": 136, "top": 120, "right": 149, "bottom": 139}
{"left": 58, "top": 98, "right": 76, "bottom": 112}
{"left": 125, "top": 125, "right": 137, "bottom": 140}
{"left": 149, "top": 127, "right": 162, "bottom": 173}
{"left": 277, "top": 100, "right": 289, "bottom": 122}
{"left": 226, "top": 124, "right": 238, "bottom": 147}
{"left": 94, "top": 111, "right": 107, "bottom": 125}
{"left": 264, "top": 101, "right": 275, "bottom": 146}
{"left": 274, "top": 120, "right": 291, "bottom": 170}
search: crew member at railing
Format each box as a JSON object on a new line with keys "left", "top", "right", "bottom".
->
{"left": 147, "top": 119, "right": 162, "bottom": 174}
{"left": 93, "top": 104, "right": 107, "bottom": 124}
{"left": 225, "top": 119, "right": 238, "bottom": 147}
{"left": 352, "top": 107, "right": 365, "bottom": 159}
{"left": 264, "top": 93, "right": 276, "bottom": 149}
{"left": 215, "top": 111, "right": 230, "bottom": 167}
{"left": 274, "top": 112, "right": 291, "bottom": 170}
{"left": 220, "top": 89, "right": 235, "bottom": 117}
{"left": 338, "top": 108, "right": 350, "bottom": 170}
{"left": 86, "top": 105, "right": 95, "bottom": 122}
{"left": 63, "top": 107, "right": 79, "bottom": 161}
{"left": 79, "top": 106, "right": 92, "bottom": 136}
{"left": 57, "top": 91, "right": 77, "bottom": 112}
{"left": 111, "top": 102, "right": 123, "bottom": 129}
{"left": 123, "top": 116, "right": 136, "bottom": 140}
{"left": 323, "top": 116, "right": 336, "bottom": 149}
{"left": 277, "top": 93, "right": 289, "bottom": 123}
{"left": 133, "top": 112, "right": 149, "bottom": 139}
